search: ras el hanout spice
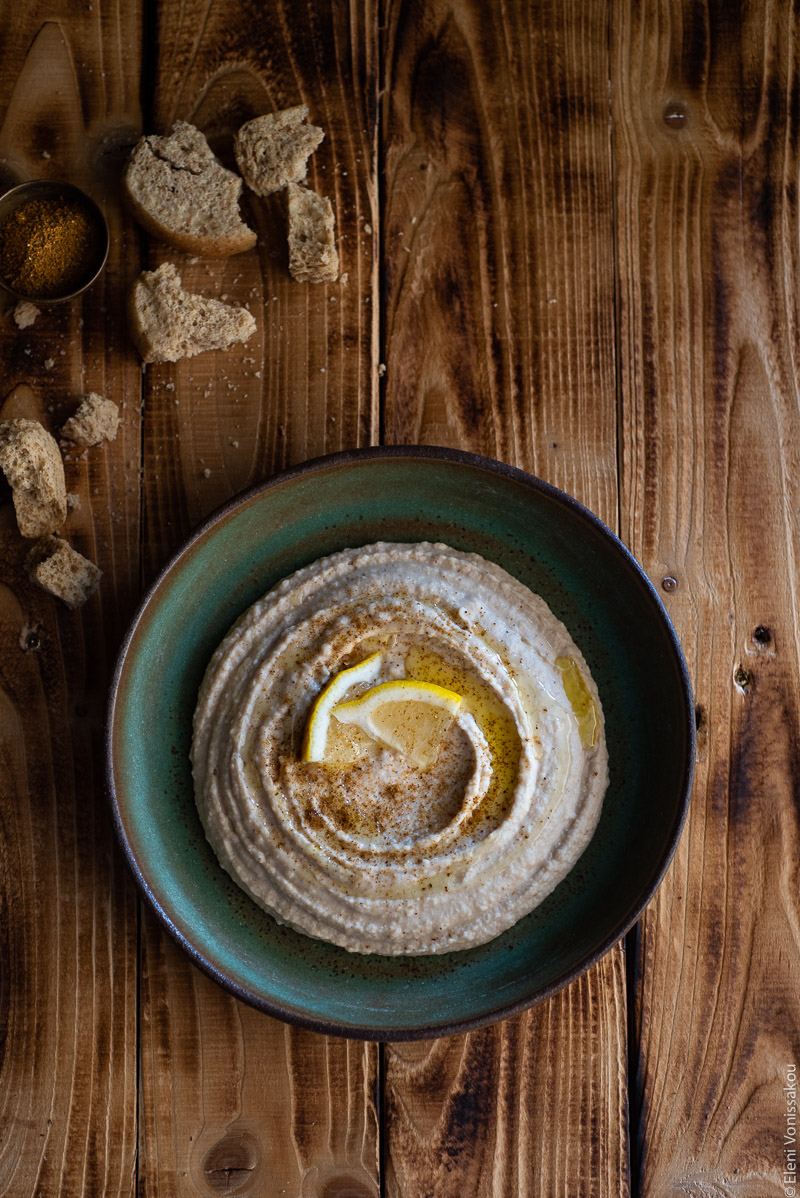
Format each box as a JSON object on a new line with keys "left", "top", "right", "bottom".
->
{"left": 0, "top": 194, "right": 99, "bottom": 299}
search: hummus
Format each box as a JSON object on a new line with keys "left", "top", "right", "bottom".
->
{"left": 191, "top": 542, "right": 608, "bottom": 955}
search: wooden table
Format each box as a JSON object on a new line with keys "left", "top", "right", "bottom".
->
{"left": 1, "top": 2, "right": 797, "bottom": 1194}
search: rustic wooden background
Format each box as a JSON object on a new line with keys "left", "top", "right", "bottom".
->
{"left": 0, "top": 0, "right": 798, "bottom": 1194}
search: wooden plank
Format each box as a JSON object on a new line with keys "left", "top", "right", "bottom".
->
{"left": 612, "top": 0, "right": 800, "bottom": 1191}
{"left": 136, "top": 3, "right": 381, "bottom": 1195}
{"left": 139, "top": 932, "right": 379, "bottom": 1198}
{"left": 139, "top": 0, "right": 379, "bottom": 583}
{"left": 381, "top": 1, "right": 629, "bottom": 1194}
{"left": 0, "top": 7, "right": 143, "bottom": 1197}
{"left": 385, "top": 957, "right": 629, "bottom": 1197}
{"left": 382, "top": 0, "right": 618, "bottom": 514}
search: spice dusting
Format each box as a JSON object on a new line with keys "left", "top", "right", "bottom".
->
{"left": 0, "top": 195, "right": 98, "bottom": 298}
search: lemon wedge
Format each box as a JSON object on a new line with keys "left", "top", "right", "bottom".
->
{"left": 332, "top": 679, "right": 463, "bottom": 770}
{"left": 301, "top": 652, "right": 383, "bottom": 763}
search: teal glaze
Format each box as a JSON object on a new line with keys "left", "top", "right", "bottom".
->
{"left": 108, "top": 450, "right": 694, "bottom": 1038}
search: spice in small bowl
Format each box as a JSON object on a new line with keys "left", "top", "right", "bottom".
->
{"left": 0, "top": 180, "right": 109, "bottom": 303}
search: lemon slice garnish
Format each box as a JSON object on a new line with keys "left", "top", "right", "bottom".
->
{"left": 555, "top": 655, "right": 598, "bottom": 749}
{"left": 332, "top": 679, "right": 463, "bottom": 770}
{"left": 301, "top": 652, "right": 383, "bottom": 762}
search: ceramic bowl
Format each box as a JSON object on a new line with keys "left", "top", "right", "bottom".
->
{"left": 106, "top": 447, "right": 694, "bottom": 1040}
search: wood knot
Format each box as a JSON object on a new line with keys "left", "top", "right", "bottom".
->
{"left": 752, "top": 625, "right": 771, "bottom": 646}
{"left": 661, "top": 575, "right": 678, "bottom": 593}
{"left": 733, "top": 664, "right": 753, "bottom": 693}
{"left": 202, "top": 1132, "right": 260, "bottom": 1195}
{"left": 20, "top": 622, "right": 43, "bottom": 651}
{"left": 663, "top": 101, "right": 688, "bottom": 128}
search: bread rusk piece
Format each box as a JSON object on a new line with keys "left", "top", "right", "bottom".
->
{"left": 25, "top": 536, "right": 102, "bottom": 609}
{"left": 13, "top": 301, "right": 39, "bottom": 329}
{"left": 61, "top": 393, "right": 120, "bottom": 447}
{"left": 234, "top": 107, "right": 324, "bottom": 196}
{"left": 0, "top": 418, "right": 67, "bottom": 538}
{"left": 124, "top": 121, "right": 257, "bottom": 257}
{"left": 128, "top": 263, "right": 257, "bottom": 363}
{"left": 287, "top": 183, "right": 339, "bottom": 283}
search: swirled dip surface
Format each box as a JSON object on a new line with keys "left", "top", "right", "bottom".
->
{"left": 191, "top": 542, "right": 608, "bottom": 955}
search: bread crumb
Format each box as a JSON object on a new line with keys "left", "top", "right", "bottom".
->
{"left": 0, "top": 418, "right": 66, "bottom": 537}
{"left": 66, "top": 492, "right": 81, "bottom": 511}
{"left": 235, "top": 107, "right": 324, "bottom": 196}
{"left": 128, "top": 263, "right": 256, "bottom": 363}
{"left": 287, "top": 184, "right": 339, "bottom": 283}
{"left": 61, "top": 393, "right": 120, "bottom": 447}
{"left": 202, "top": 467, "right": 211, "bottom": 478}
{"left": 25, "top": 535, "right": 101, "bottom": 609}
{"left": 13, "top": 301, "right": 40, "bottom": 329}
{"left": 44, "top": 358, "right": 55, "bottom": 369}
{"left": 377, "top": 363, "right": 386, "bottom": 377}
{"left": 124, "top": 121, "right": 256, "bottom": 257}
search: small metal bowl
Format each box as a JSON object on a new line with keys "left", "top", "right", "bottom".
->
{"left": 0, "top": 179, "right": 109, "bottom": 304}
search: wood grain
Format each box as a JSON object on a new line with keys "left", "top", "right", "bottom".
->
{"left": 612, "top": 0, "right": 800, "bottom": 1192}
{"left": 382, "top": 0, "right": 618, "bottom": 510}
{"left": 135, "top": 3, "right": 381, "bottom": 1196}
{"left": 139, "top": 930, "right": 379, "bottom": 1198}
{"left": 381, "top": 1, "right": 629, "bottom": 1194}
{"left": 140, "top": 0, "right": 379, "bottom": 582}
{"left": 0, "top": 5, "right": 143, "bottom": 1196}
{"left": 385, "top": 955, "right": 629, "bottom": 1198}
{"left": 5, "top": 2, "right": 800, "bottom": 1194}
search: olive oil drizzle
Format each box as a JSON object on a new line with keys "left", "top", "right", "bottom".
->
{"left": 555, "top": 656, "right": 598, "bottom": 749}
{"left": 403, "top": 645, "right": 521, "bottom": 833}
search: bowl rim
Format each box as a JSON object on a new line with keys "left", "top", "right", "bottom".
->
{"left": 106, "top": 444, "right": 695, "bottom": 1040}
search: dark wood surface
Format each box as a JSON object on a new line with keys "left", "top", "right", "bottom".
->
{"left": 0, "top": 2, "right": 796, "bottom": 1195}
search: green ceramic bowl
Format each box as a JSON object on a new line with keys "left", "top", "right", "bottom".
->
{"left": 107, "top": 447, "right": 694, "bottom": 1040}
